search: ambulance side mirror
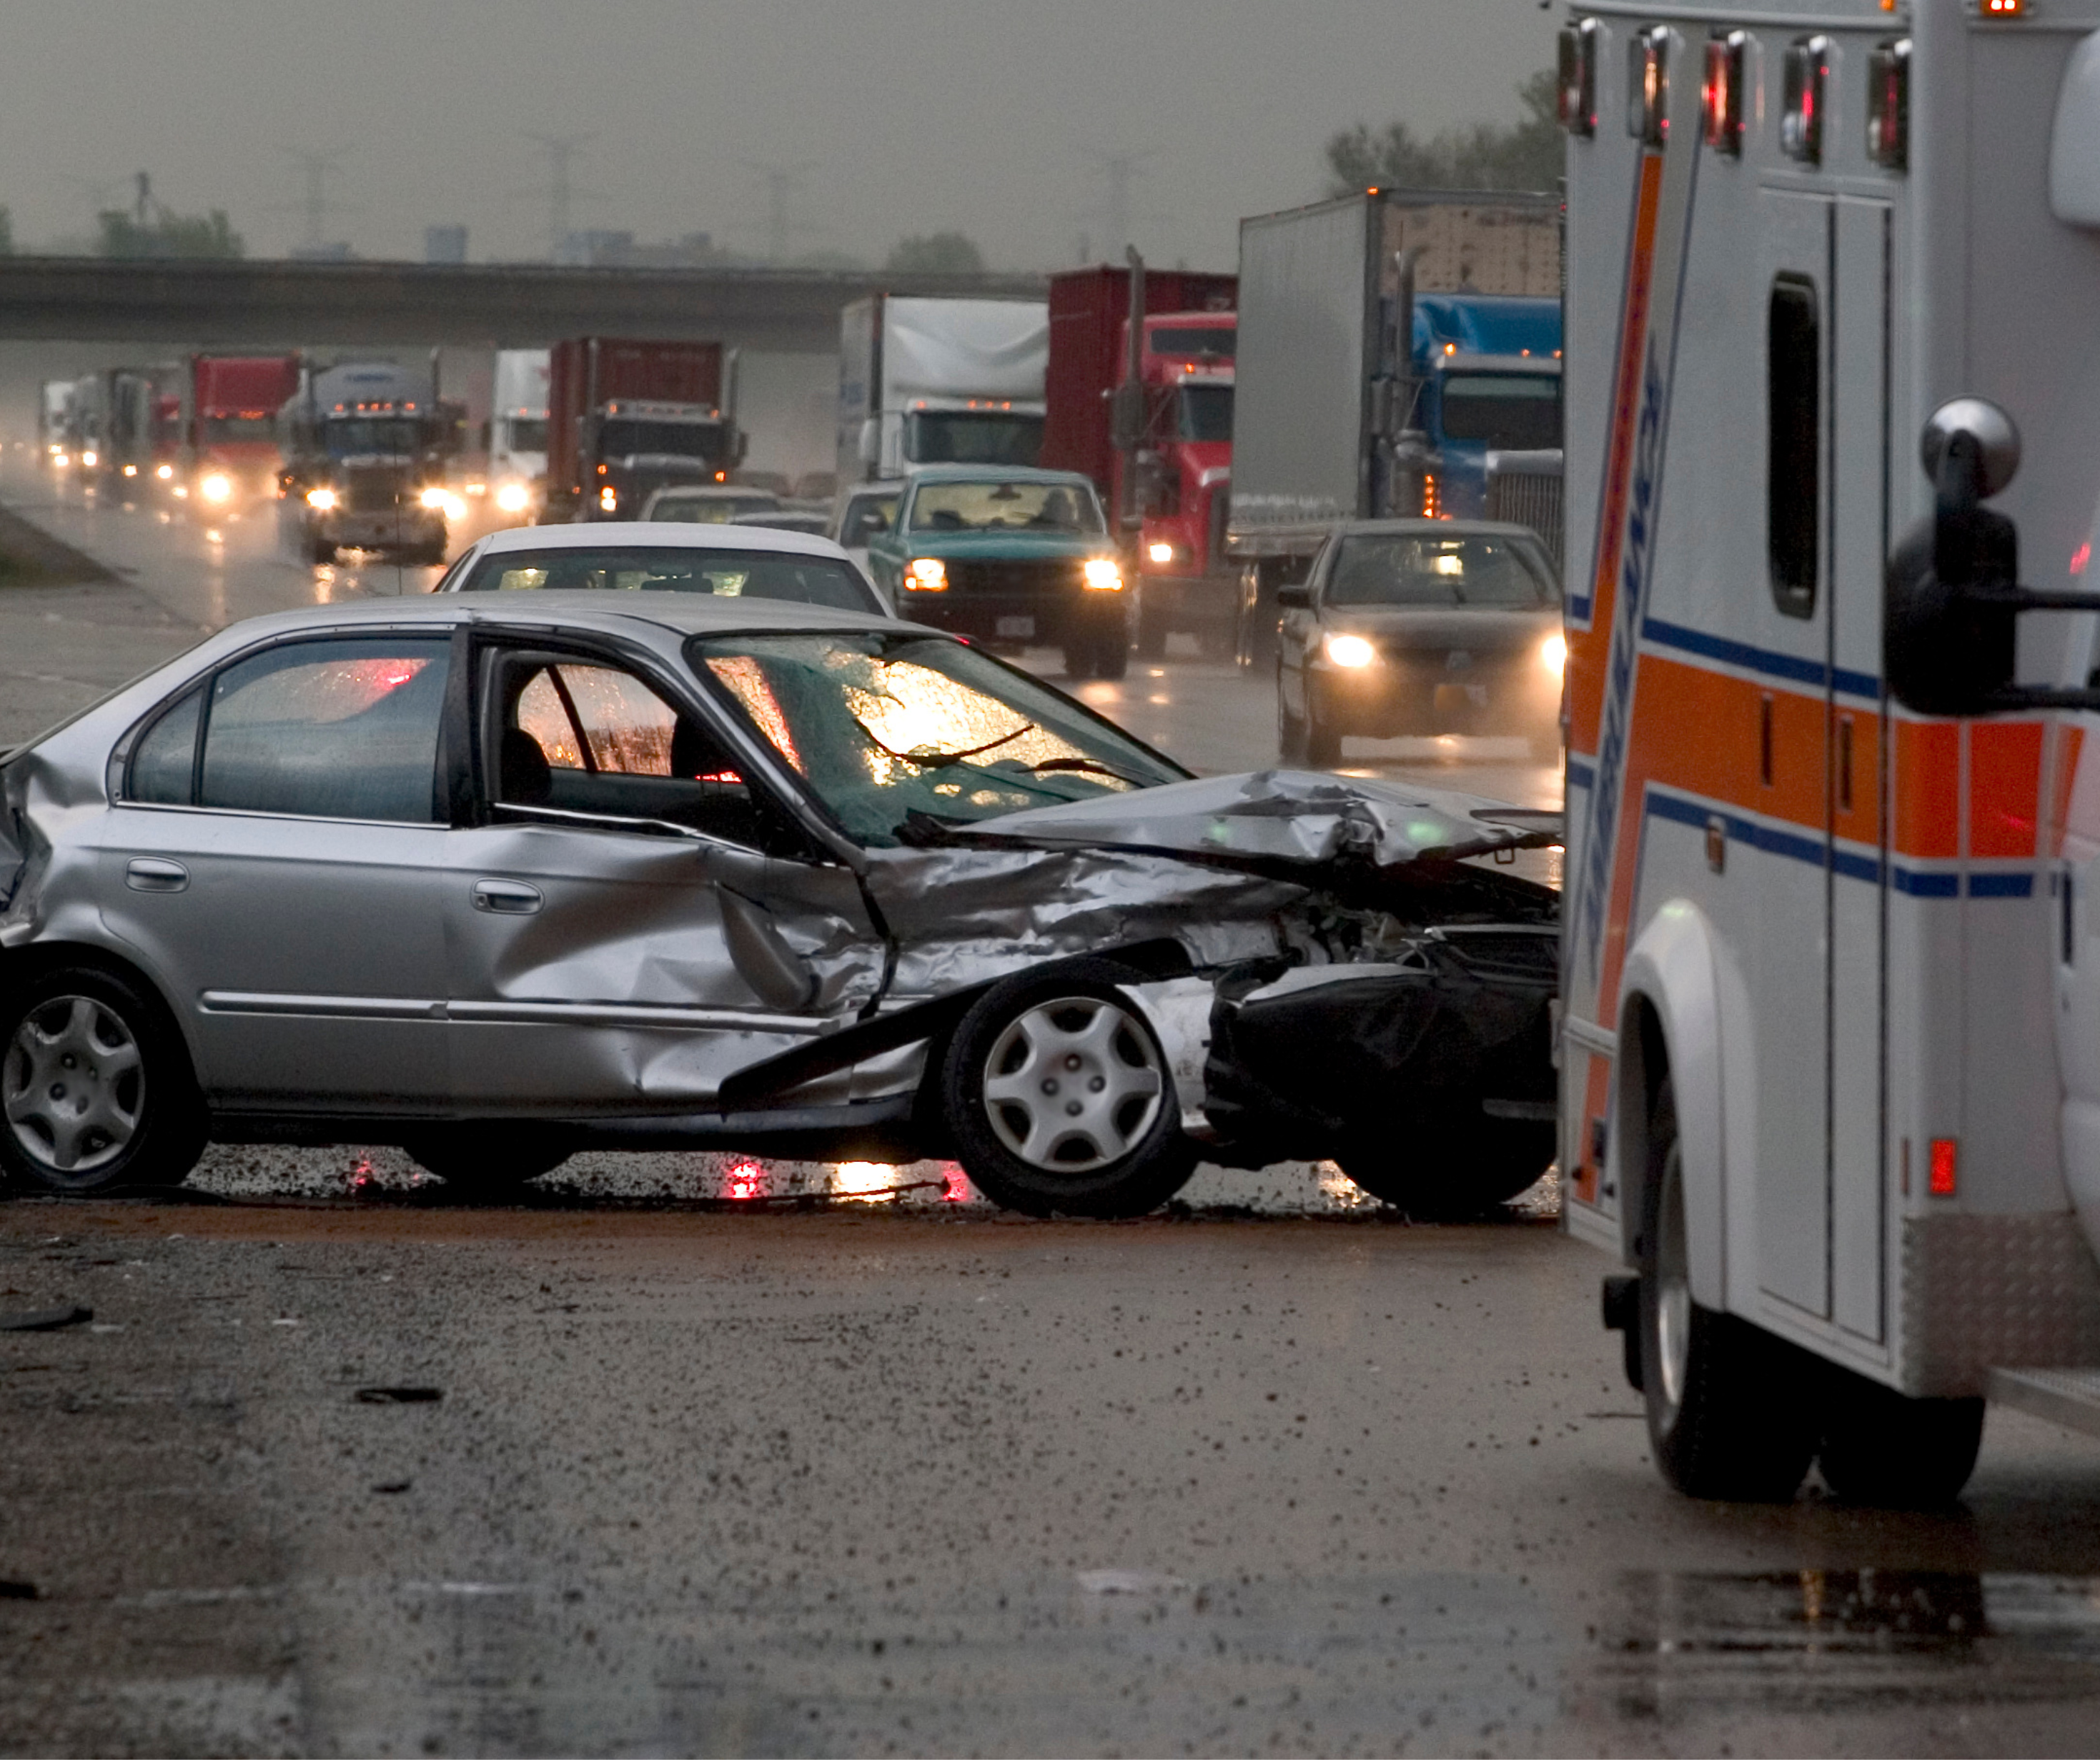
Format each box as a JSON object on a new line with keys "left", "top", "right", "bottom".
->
{"left": 1884, "top": 398, "right": 2100, "bottom": 717}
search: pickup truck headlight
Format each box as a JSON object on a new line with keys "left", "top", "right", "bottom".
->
{"left": 905, "top": 557, "right": 949, "bottom": 592}
{"left": 1082, "top": 557, "right": 1125, "bottom": 591}
{"left": 304, "top": 487, "right": 337, "bottom": 511}
{"left": 1146, "top": 541, "right": 1177, "bottom": 565}
{"left": 1324, "top": 633, "right": 1377, "bottom": 669}
{"left": 200, "top": 471, "right": 232, "bottom": 502}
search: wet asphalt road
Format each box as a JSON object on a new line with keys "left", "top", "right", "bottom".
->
{"left": 3, "top": 457, "right": 2100, "bottom": 1754}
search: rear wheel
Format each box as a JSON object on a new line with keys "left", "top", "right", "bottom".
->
{"left": 1818, "top": 1382, "right": 1984, "bottom": 1506}
{"left": 0, "top": 965, "right": 206, "bottom": 1195}
{"left": 1338, "top": 1115, "right": 1551, "bottom": 1219}
{"left": 403, "top": 1125, "right": 573, "bottom": 1197}
{"left": 1639, "top": 1078, "right": 1818, "bottom": 1501}
{"left": 940, "top": 960, "right": 1197, "bottom": 1218}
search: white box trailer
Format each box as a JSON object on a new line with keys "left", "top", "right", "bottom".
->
{"left": 835, "top": 295, "right": 1049, "bottom": 484}
{"left": 1558, "top": 0, "right": 2100, "bottom": 1504}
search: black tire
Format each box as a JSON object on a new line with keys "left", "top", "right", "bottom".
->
{"left": 0, "top": 963, "right": 207, "bottom": 1195}
{"left": 1094, "top": 629, "right": 1129, "bottom": 680}
{"left": 1277, "top": 663, "right": 1308, "bottom": 762}
{"left": 1062, "top": 640, "right": 1094, "bottom": 682}
{"left": 310, "top": 534, "right": 337, "bottom": 565}
{"left": 939, "top": 959, "right": 1198, "bottom": 1218}
{"left": 403, "top": 1125, "right": 573, "bottom": 1196}
{"left": 1639, "top": 1078, "right": 1818, "bottom": 1501}
{"left": 1304, "top": 680, "right": 1342, "bottom": 768}
{"left": 1338, "top": 1115, "right": 1551, "bottom": 1219}
{"left": 1818, "top": 1381, "right": 1984, "bottom": 1507}
{"left": 1135, "top": 602, "right": 1169, "bottom": 660}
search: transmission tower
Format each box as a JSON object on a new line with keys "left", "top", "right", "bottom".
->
{"left": 277, "top": 149, "right": 354, "bottom": 249}
{"left": 739, "top": 160, "right": 820, "bottom": 264}
{"left": 1080, "top": 148, "right": 1160, "bottom": 257}
{"left": 524, "top": 133, "right": 598, "bottom": 259}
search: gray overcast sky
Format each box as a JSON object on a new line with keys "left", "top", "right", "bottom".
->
{"left": 0, "top": 1, "right": 1557, "bottom": 269}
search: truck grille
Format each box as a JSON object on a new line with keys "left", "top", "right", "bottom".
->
{"left": 1485, "top": 452, "right": 1564, "bottom": 569}
{"left": 345, "top": 466, "right": 406, "bottom": 514}
{"left": 946, "top": 559, "right": 1084, "bottom": 598}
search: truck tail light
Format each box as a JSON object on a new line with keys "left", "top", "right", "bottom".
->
{"left": 1628, "top": 25, "right": 1673, "bottom": 148}
{"left": 1703, "top": 31, "right": 1748, "bottom": 156}
{"left": 1868, "top": 38, "right": 1910, "bottom": 170}
{"left": 1928, "top": 1137, "right": 1958, "bottom": 1196}
{"left": 1559, "top": 18, "right": 1601, "bottom": 138}
{"left": 1781, "top": 35, "right": 1831, "bottom": 165}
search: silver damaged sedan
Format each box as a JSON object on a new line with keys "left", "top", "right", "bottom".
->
{"left": 0, "top": 595, "right": 1560, "bottom": 1216}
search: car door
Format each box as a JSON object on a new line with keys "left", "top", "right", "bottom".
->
{"left": 443, "top": 634, "right": 885, "bottom": 1115}
{"left": 96, "top": 630, "right": 455, "bottom": 1111}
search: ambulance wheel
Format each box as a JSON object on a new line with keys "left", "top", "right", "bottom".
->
{"left": 1817, "top": 1382, "right": 1984, "bottom": 1507}
{"left": 939, "top": 959, "right": 1197, "bottom": 1219}
{"left": 1638, "top": 1078, "right": 1818, "bottom": 1502}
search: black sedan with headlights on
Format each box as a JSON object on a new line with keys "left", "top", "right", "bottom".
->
{"left": 1274, "top": 519, "right": 1564, "bottom": 766}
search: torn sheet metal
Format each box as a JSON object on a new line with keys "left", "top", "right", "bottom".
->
{"left": 1118, "top": 977, "right": 1222, "bottom": 1140}
{"left": 907, "top": 769, "right": 1561, "bottom": 872}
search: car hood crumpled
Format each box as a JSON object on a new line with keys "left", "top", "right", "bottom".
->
{"left": 905, "top": 769, "right": 1560, "bottom": 875}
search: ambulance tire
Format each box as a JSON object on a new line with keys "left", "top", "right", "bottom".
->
{"left": 1816, "top": 1382, "right": 1984, "bottom": 1508}
{"left": 1638, "top": 1077, "right": 1818, "bottom": 1502}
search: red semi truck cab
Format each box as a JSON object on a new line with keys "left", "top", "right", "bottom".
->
{"left": 545, "top": 337, "right": 743, "bottom": 522}
{"left": 1042, "top": 264, "right": 1237, "bottom": 659}
{"left": 188, "top": 354, "right": 300, "bottom": 507}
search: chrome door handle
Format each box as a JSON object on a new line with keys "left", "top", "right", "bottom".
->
{"left": 472, "top": 878, "right": 543, "bottom": 915}
{"left": 124, "top": 858, "right": 189, "bottom": 893}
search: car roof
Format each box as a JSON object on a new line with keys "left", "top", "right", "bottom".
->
{"left": 465, "top": 519, "right": 851, "bottom": 562}
{"left": 205, "top": 590, "right": 918, "bottom": 645}
{"left": 649, "top": 484, "right": 778, "bottom": 500}
{"left": 902, "top": 464, "right": 1098, "bottom": 490}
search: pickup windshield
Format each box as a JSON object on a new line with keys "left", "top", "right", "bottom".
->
{"left": 903, "top": 410, "right": 1045, "bottom": 468}
{"left": 1436, "top": 374, "right": 1562, "bottom": 450}
{"left": 690, "top": 630, "right": 1187, "bottom": 847}
{"left": 600, "top": 419, "right": 723, "bottom": 459}
{"left": 908, "top": 478, "right": 1104, "bottom": 535}
{"left": 1326, "top": 533, "right": 1557, "bottom": 609}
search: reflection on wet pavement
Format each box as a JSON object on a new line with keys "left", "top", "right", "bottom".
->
{"left": 190, "top": 1142, "right": 1559, "bottom": 1221}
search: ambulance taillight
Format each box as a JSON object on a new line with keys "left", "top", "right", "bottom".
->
{"left": 1628, "top": 25, "right": 1673, "bottom": 148}
{"left": 1703, "top": 31, "right": 1748, "bottom": 156}
{"left": 1868, "top": 39, "right": 1911, "bottom": 171}
{"left": 1781, "top": 35, "right": 1831, "bottom": 164}
{"left": 1558, "top": 17, "right": 1601, "bottom": 139}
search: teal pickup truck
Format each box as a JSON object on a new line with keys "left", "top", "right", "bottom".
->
{"left": 864, "top": 465, "right": 1132, "bottom": 679}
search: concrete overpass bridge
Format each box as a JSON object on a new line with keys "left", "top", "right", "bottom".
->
{"left": 0, "top": 257, "right": 1049, "bottom": 355}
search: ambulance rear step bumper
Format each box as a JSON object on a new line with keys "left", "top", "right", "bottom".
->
{"left": 1988, "top": 1367, "right": 2100, "bottom": 1438}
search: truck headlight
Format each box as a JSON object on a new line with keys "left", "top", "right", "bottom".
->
{"left": 304, "top": 487, "right": 337, "bottom": 510}
{"left": 495, "top": 481, "right": 530, "bottom": 514}
{"left": 1324, "top": 633, "right": 1377, "bottom": 669}
{"left": 1540, "top": 632, "right": 1567, "bottom": 678}
{"left": 155, "top": 463, "right": 174, "bottom": 480}
{"left": 1147, "top": 541, "right": 1177, "bottom": 565}
{"left": 1082, "top": 557, "right": 1125, "bottom": 591}
{"left": 905, "top": 557, "right": 948, "bottom": 592}
{"left": 80, "top": 449, "right": 99, "bottom": 468}
{"left": 201, "top": 471, "right": 232, "bottom": 503}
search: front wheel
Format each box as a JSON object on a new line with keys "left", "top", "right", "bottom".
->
{"left": 1818, "top": 1382, "right": 1984, "bottom": 1506}
{"left": 940, "top": 960, "right": 1197, "bottom": 1218}
{"left": 1062, "top": 640, "right": 1094, "bottom": 681}
{"left": 1093, "top": 628, "right": 1129, "bottom": 680}
{"left": 0, "top": 965, "right": 207, "bottom": 1195}
{"left": 1338, "top": 1115, "right": 1551, "bottom": 1219}
{"left": 1639, "top": 1078, "right": 1818, "bottom": 1501}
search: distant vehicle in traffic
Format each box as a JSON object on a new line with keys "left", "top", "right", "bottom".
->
{"left": 791, "top": 469, "right": 836, "bottom": 507}
{"left": 433, "top": 519, "right": 888, "bottom": 615}
{"left": 837, "top": 295, "right": 1049, "bottom": 484}
{"left": 639, "top": 484, "right": 782, "bottom": 523}
{"left": 277, "top": 359, "right": 453, "bottom": 565}
{"left": 188, "top": 354, "right": 301, "bottom": 507}
{"left": 864, "top": 466, "right": 1132, "bottom": 678}
{"left": 546, "top": 337, "right": 745, "bottom": 522}
{"left": 488, "top": 347, "right": 551, "bottom": 518}
{"left": 0, "top": 592, "right": 1556, "bottom": 1220}
{"left": 1274, "top": 520, "right": 1562, "bottom": 766}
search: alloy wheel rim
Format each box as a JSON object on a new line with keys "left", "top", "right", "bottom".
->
{"left": 982, "top": 995, "right": 1165, "bottom": 1173}
{"left": 3, "top": 995, "right": 144, "bottom": 1178}
{"left": 1655, "top": 1140, "right": 1693, "bottom": 1415}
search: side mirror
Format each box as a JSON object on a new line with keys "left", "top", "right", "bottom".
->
{"left": 1275, "top": 585, "right": 1312, "bottom": 612}
{"left": 856, "top": 419, "right": 880, "bottom": 469}
{"left": 1884, "top": 397, "right": 2100, "bottom": 715}
{"left": 1110, "top": 379, "right": 1146, "bottom": 452}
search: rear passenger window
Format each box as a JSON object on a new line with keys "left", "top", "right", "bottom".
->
{"left": 1768, "top": 275, "right": 1821, "bottom": 619}
{"left": 128, "top": 688, "right": 202, "bottom": 805}
{"left": 198, "top": 638, "right": 448, "bottom": 822}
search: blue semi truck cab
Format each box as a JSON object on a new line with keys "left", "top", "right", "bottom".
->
{"left": 1395, "top": 293, "right": 1562, "bottom": 524}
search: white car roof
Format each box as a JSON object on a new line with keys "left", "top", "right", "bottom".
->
{"left": 468, "top": 519, "right": 848, "bottom": 562}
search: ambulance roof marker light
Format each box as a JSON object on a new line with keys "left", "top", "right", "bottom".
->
{"left": 1628, "top": 24, "right": 1672, "bottom": 149}
{"left": 1782, "top": 35, "right": 1832, "bottom": 166}
{"left": 1703, "top": 30, "right": 1749, "bottom": 158}
{"left": 1557, "top": 16, "right": 1602, "bottom": 139}
{"left": 1868, "top": 38, "right": 1911, "bottom": 171}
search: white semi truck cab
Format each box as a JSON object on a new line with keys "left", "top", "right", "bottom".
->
{"left": 836, "top": 295, "right": 1049, "bottom": 484}
{"left": 1558, "top": 0, "right": 2100, "bottom": 1504}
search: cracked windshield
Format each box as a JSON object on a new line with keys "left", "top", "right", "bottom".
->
{"left": 693, "top": 631, "right": 1184, "bottom": 845}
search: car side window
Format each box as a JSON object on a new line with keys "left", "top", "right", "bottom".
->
{"left": 196, "top": 638, "right": 450, "bottom": 822}
{"left": 128, "top": 687, "right": 203, "bottom": 805}
{"left": 486, "top": 650, "right": 784, "bottom": 851}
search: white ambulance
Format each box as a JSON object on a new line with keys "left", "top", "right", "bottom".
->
{"left": 1559, "top": 0, "right": 2100, "bottom": 1504}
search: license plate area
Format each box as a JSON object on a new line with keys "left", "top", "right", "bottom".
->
{"left": 995, "top": 615, "right": 1036, "bottom": 640}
